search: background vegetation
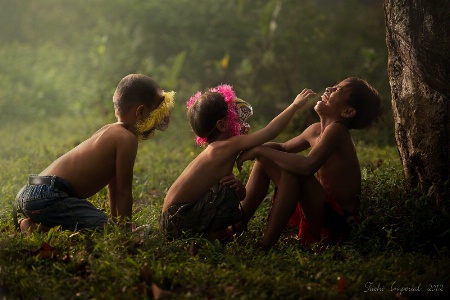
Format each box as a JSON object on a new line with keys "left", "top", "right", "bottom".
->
{"left": 0, "top": 0, "right": 391, "bottom": 137}
{"left": 1, "top": 0, "right": 448, "bottom": 299}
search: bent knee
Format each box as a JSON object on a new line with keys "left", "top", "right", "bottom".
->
{"left": 255, "top": 156, "right": 273, "bottom": 167}
{"left": 280, "top": 169, "right": 312, "bottom": 182}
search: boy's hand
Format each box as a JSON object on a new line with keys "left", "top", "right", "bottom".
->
{"left": 293, "top": 88, "right": 315, "bottom": 109}
{"left": 236, "top": 146, "right": 260, "bottom": 171}
{"left": 220, "top": 174, "right": 240, "bottom": 190}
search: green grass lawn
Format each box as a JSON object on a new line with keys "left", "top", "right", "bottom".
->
{"left": 1, "top": 114, "right": 449, "bottom": 299}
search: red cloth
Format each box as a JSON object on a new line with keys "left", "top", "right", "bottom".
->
{"left": 272, "top": 190, "right": 359, "bottom": 245}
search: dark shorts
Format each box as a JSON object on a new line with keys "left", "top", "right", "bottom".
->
{"left": 159, "top": 183, "right": 243, "bottom": 238}
{"left": 15, "top": 175, "right": 109, "bottom": 231}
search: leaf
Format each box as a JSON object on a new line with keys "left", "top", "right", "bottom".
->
{"left": 220, "top": 53, "right": 230, "bottom": 69}
{"left": 336, "top": 276, "right": 347, "bottom": 294}
{"left": 37, "top": 241, "right": 56, "bottom": 259}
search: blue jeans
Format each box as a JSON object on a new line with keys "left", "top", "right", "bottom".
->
{"left": 16, "top": 175, "right": 109, "bottom": 231}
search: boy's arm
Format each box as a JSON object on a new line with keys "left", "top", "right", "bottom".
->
{"left": 108, "top": 134, "right": 138, "bottom": 227}
{"left": 262, "top": 142, "right": 284, "bottom": 151}
{"left": 230, "top": 89, "right": 315, "bottom": 152}
{"left": 280, "top": 123, "right": 318, "bottom": 153}
{"left": 237, "top": 123, "right": 346, "bottom": 175}
{"left": 259, "top": 121, "right": 316, "bottom": 156}
{"left": 263, "top": 123, "right": 316, "bottom": 153}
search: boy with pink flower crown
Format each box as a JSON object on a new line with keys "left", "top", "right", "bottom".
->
{"left": 159, "top": 84, "right": 315, "bottom": 240}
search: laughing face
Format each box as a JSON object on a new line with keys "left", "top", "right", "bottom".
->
{"left": 315, "top": 80, "right": 352, "bottom": 116}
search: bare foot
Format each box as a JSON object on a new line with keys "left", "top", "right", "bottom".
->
{"left": 231, "top": 220, "right": 247, "bottom": 238}
{"left": 232, "top": 204, "right": 248, "bottom": 238}
{"left": 19, "top": 218, "right": 51, "bottom": 235}
{"left": 19, "top": 218, "right": 38, "bottom": 234}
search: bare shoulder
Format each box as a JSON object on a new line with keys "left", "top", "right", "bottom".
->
{"left": 323, "top": 122, "right": 350, "bottom": 136}
{"left": 301, "top": 122, "right": 321, "bottom": 141}
{"left": 305, "top": 122, "right": 321, "bottom": 135}
{"left": 96, "top": 123, "right": 137, "bottom": 144}
{"left": 88, "top": 123, "right": 138, "bottom": 158}
{"left": 321, "top": 123, "right": 352, "bottom": 146}
{"left": 207, "top": 139, "right": 236, "bottom": 158}
{"left": 99, "top": 123, "right": 132, "bottom": 136}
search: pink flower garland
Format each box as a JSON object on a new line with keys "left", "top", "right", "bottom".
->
{"left": 186, "top": 84, "right": 241, "bottom": 145}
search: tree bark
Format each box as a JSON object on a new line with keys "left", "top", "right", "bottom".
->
{"left": 383, "top": 0, "right": 450, "bottom": 206}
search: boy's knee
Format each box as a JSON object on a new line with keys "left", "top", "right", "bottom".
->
{"left": 258, "top": 155, "right": 285, "bottom": 169}
{"left": 255, "top": 156, "right": 269, "bottom": 166}
{"left": 280, "top": 170, "right": 304, "bottom": 181}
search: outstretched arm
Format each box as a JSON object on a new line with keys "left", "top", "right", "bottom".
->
{"left": 236, "top": 124, "right": 316, "bottom": 171}
{"left": 230, "top": 89, "right": 315, "bottom": 152}
{"left": 237, "top": 123, "right": 345, "bottom": 175}
{"left": 237, "top": 146, "right": 313, "bottom": 175}
{"left": 263, "top": 123, "right": 314, "bottom": 153}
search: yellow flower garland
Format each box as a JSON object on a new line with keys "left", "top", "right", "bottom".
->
{"left": 135, "top": 91, "right": 175, "bottom": 139}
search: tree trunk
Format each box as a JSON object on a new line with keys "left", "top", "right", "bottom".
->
{"left": 383, "top": 0, "right": 449, "bottom": 206}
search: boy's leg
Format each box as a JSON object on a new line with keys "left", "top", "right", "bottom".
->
{"left": 260, "top": 171, "right": 325, "bottom": 248}
{"left": 22, "top": 197, "right": 109, "bottom": 232}
{"left": 240, "top": 158, "right": 282, "bottom": 222}
{"left": 59, "top": 197, "right": 109, "bottom": 230}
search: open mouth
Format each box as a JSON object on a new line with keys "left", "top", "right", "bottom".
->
{"left": 320, "top": 94, "right": 329, "bottom": 103}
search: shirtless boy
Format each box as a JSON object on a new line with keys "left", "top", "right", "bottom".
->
{"left": 159, "top": 84, "right": 315, "bottom": 240}
{"left": 236, "top": 77, "right": 382, "bottom": 248}
{"left": 14, "top": 74, "right": 175, "bottom": 233}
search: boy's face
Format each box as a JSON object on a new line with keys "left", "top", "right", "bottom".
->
{"left": 315, "top": 80, "right": 354, "bottom": 117}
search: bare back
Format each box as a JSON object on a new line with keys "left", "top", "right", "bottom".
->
{"left": 40, "top": 123, "right": 138, "bottom": 199}
{"left": 163, "top": 140, "right": 239, "bottom": 211}
{"left": 305, "top": 122, "right": 361, "bottom": 213}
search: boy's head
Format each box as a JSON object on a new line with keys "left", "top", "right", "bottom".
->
{"left": 113, "top": 74, "right": 175, "bottom": 140}
{"left": 188, "top": 92, "right": 228, "bottom": 143}
{"left": 318, "top": 77, "right": 382, "bottom": 130}
{"left": 344, "top": 77, "right": 382, "bottom": 129}
{"left": 187, "top": 84, "right": 252, "bottom": 145}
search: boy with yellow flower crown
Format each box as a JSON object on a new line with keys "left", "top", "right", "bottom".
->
{"left": 14, "top": 74, "right": 175, "bottom": 233}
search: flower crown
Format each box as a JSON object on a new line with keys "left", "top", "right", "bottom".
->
{"left": 135, "top": 90, "right": 175, "bottom": 140}
{"left": 186, "top": 84, "right": 241, "bottom": 145}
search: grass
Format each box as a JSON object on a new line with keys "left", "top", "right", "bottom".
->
{"left": 1, "top": 112, "right": 449, "bottom": 299}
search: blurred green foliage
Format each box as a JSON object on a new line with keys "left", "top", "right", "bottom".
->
{"left": 0, "top": 0, "right": 392, "bottom": 144}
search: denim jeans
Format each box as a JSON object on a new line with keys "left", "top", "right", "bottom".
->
{"left": 16, "top": 176, "right": 109, "bottom": 231}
